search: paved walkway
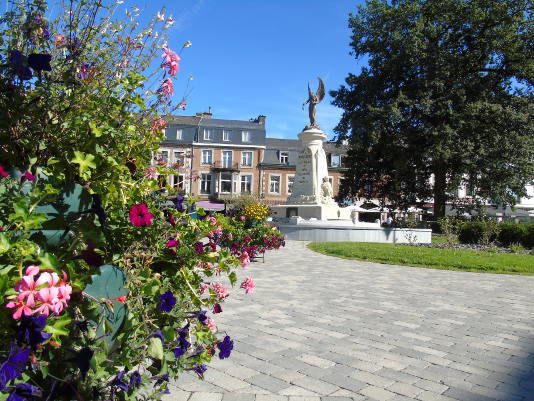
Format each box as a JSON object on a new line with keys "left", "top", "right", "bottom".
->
{"left": 164, "top": 241, "right": 534, "bottom": 401}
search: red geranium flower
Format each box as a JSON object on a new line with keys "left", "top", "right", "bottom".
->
{"left": 129, "top": 204, "right": 154, "bottom": 227}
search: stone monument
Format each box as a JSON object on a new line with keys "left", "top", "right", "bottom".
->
{"left": 271, "top": 78, "right": 348, "bottom": 220}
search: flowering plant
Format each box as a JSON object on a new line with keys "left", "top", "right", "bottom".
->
{"left": 0, "top": 1, "right": 282, "bottom": 400}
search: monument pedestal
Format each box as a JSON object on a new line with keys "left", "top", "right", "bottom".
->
{"left": 271, "top": 126, "right": 349, "bottom": 221}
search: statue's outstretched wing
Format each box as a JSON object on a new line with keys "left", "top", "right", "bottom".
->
{"left": 308, "top": 82, "right": 313, "bottom": 99}
{"left": 316, "top": 78, "right": 325, "bottom": 102}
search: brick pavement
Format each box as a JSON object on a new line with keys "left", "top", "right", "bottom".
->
{"left": 164, "top": 241, "right": 534, "bottom": 401}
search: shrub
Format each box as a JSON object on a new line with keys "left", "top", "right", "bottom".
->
{"left": 458, "top": 222, "right": 485, "bottom": 244}
{"left": 438, "top": 217, "right": 464, "bottom": 246}
{"left": 498, "top": 223, "right": 527, "bottom": 247}
{"left": 525, "top": 224, "right": 534, "bottom": 248}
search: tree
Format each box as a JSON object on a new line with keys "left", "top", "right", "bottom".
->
{"left": 331, "top": 0, "right": 534, "bottom": 218}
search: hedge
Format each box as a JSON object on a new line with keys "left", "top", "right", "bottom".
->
{"left": 459, "top": 222, "right": 534, "bottom": 248}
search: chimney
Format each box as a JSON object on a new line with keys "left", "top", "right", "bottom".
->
{"left": 195, "top": 111, "right": 212, "bottom": 119}
{"left": 256, "top": 115, "right": 266, "bottom": 125}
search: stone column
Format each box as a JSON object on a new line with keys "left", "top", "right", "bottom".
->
{"left": 288, "top": 127, "right": 330, "bottom": 205}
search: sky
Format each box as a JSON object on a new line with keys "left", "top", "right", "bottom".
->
{"left": 136, "top": 0, "right": 367, "bottom": 140}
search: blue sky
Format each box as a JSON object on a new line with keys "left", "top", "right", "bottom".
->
{"left": 137, "top": 0, "right": 366, "bottom": 140}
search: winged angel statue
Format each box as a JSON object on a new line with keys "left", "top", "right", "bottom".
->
{"left": 302, "top": 77, "right": 325, "bottom": 129}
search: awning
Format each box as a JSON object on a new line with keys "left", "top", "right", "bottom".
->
{"left": 195, "top": 201, "right": 225, "bottom": 211}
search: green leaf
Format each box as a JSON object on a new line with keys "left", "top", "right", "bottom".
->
{"left": 0, "top": 234, "right": 10, "bottom": 253}
{"left": 89, "top": 121, "right": 103, "bottom": 137}
{"left": 228, "top": 271, "right": 237, "bottom": 286}
{"left": 44, "top": 313, "right": 71, "bottom": 341}
{"left": 147, "top": 337, "right": 164, "bottom": 360}
{"left": 39, "top": 253, "right": 59, "bottom": 271}
{"left": 71, "top": 151, "right": 97, "bottom": 179}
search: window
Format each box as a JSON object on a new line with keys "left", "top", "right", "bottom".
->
{"left": 161, "top": 151, "right": 168, "bottom": 162}
{"left": 201, "top": 149, "right": 212, "bottom": 165}
{"left": 331, "top": 154, "right": 341, "bottom": 167}
{"left": 242, "top": 131, "right": 250, "bottom": 142}
{"left": 203, "top": 129, "right": 212, "bottom": 140}
{"left": 222, "top": 151, "right": 233, "bottom": 168}
{"left": 220, "top": 172, "right": 232, "bottom": 193}
{"left": 223, "top": 130, "right": 231, "bottom": 141}
{"left": 176, "top": 129, "right": 183, "bottom": 140}
{"left": 241, "top": 151, "right": 253, "bottom": 167}
{"left": 279, "top": 151, "right": 289, "bottom": 164}
{"left": 174, "top": 151, "right": 185, "bottom": 164}
{"left": 287, "top": 175, "right": 294, "bottom": 194}
{"left": 241, "top": 175, "right": 252, "bottom": 193}
{"left": 200, "top": 173, "right": 212, "bottom": 194}
{"left": 269, "top": 175, "right": 281, "bottom": 194}
{"left": 173, "top": 174, "right": 185, "bottom": 189}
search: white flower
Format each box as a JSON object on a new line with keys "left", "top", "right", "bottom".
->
{"left": 157, "top": 11, "right": 165, "bottom": 22}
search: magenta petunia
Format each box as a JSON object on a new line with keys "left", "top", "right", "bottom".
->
{"left": 129, "top": 204, "right": 154, "bottom": 227}
{"left": 23, "top": 171, "right": 35, "bottom": 181}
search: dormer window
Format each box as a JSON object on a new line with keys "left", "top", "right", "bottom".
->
{"left": 241, "top": 131, "right": 250, "bottom": 142}
{"left": 279, "top": 151, "right": 289, "bottom": 164}
{"left": 223, "top": 130, "right": 231, "bottom": 141}
{"left": 331, "top": 154, "right": 341, "bottom": 167}
{"left": 203, "top": 129, "right": 213, "bottom": 140}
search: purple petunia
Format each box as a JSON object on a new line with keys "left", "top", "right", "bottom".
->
{"left": 193, "top": 364, "right": 207, "bottom": 378}
{"left": 213, "top": 304, "right": 222, "bottom": 314}
{"left": 194, "top": 241, "right": 204, "bottom": 254}
{"left": 111, "top": 370, "right": 129, "bottom": 392}
{"left": 173, "top": 324, "right": 191, "bottom": 358}
{"left": 158, "top": 291, "right": 176, "bottom": 313}
{"left": 217, "top": 335, "right": 233, "bottom": 360}
{"left": 16, "top": 315, "right": 52, "bottom": 349}
{"left": 28, "top": 53, "right": 52, "bottom": 72}
{"left": 129, "top": 371, "right": 141, "bottom": 389}
{"left": 196, "top": 311, "right": 207, "bottom": 325}
{"left": 0, "top": 343, "right": 30, "bottom": 390}
{"left": 6, "top": 382, "right": 41, "bottom": 401}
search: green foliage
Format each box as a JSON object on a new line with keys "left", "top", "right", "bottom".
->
{"left": 438, "top": 217, "right": 464, "bottom": 246}
{"left": 308, "top": 241, "right": 534, "bottom": 275}
{"left": 332, "top": 0, "right": 534, "bottom": 217}
{"left": 0, "top": 1, "right": 286, "bottom": 400}
{"left": 497, "top": 223, "right": 527, "bottom": 247}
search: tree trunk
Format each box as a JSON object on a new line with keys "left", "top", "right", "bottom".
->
{"left": 433, "top": 168, "right": 447, "bottom": 219}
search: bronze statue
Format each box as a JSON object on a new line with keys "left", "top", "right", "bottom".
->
{"left": 302, "top": 77, "right": 325, "bottom": 128}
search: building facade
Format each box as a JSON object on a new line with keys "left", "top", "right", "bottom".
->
{"left": 155, "top": 113, "right": 347, "bottom": 204}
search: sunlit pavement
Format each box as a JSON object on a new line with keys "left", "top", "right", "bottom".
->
{"left": 165, "top": 241, "right": 534, "bottom": 401}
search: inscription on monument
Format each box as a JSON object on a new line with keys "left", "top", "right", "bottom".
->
{"left": 296, "top": 151, "right": 312, "bottom": 185}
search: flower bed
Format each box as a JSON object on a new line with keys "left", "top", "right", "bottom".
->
{"left": 0, "top": 2, "right": 285, "bottom": 400}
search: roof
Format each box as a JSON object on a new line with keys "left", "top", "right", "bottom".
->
{"left": 166, "top": 115, "right": 265, "bottom": 131}
{"left": 265, "top": 138, "right": 300, "bottom": 150}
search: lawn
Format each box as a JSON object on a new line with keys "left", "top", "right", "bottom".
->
{"left": 308, "top": 242, "right": 534, "bottom": 275}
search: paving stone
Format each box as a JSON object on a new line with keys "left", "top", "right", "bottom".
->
{"left": 289, "top": 376, "right": 339, "bottom": 395}
{"left": 221, "top": 394, "right": 256, "bottom": 401}
{"left": 161, "top": 390, "right": 191, "bottom": 401}
{"left": 188, "top": 393, "right": 223, "bottom": 401}
{"left": 387, "top": 382, "right": 423, "bottom": 398}
{"left": 246, "top": 374, "right": 293, "bottom": 393}
{"left": 166, "top": 241, "right": 534, "bottom": 401}
{"left": 358, "top": 385, "right": 396, "bottom": 401}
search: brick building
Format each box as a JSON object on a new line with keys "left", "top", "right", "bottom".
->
{"left": 155, "top": 113, "right": 347, "bottom": 205}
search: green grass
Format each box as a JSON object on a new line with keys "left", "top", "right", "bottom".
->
{"left": 431, "top": 236, "right": 449, "bottom": 244}
{"left": 308, "top": 242, "right": 534, "bottom": 275}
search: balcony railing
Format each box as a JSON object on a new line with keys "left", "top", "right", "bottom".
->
{"left": 211, "top": 161, "right": 240, "bottom": 170}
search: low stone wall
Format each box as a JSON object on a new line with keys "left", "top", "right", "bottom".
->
{"left": 276, "top": 223, "right": 432, "bottom": 243}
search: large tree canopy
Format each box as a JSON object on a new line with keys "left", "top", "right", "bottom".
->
{"left": 332, "top": 0, "right": 533, "bottom": 218}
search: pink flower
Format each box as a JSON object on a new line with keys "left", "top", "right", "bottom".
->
{"left": 159, "top": 78, "right": 174, "bottom": 99}
{"left": 240, "top": 251, "right": 250, "bottom": 269}
{"left": 34, "top": 286, "right": 60, "bottom": 316}
{"left": 206, "top": 317, "right": 216, "bottom": 331}
{"left": 205, "top": 216, "right": 217, "bottom": 226}
{"left": 166, "top": 239, "right": 179, "bottom": 248}
{"left": 145, "top": 167, "right": 158, "bottom": 179}
{"left": 54, "top": 34, "right": 66, "bottom": 46}
{"left": 0, "top": 165, "right": 8, "bottom": 178}
{"left": 211, "top": 227, "right": 223, "bottom": 236}
{"left": 200, "top": 283, "right": 210, "bottom": 294}
{"left": 212, "top": 282, "right": 228, "bottom": 299}
{"left": 6, "top": 300, "right": 33, "bottom": 319}
{"left": 240, "top": 277, "right": 255, "bottom": 294}
{"left": 129, "top": 204, "right": 154, "bottom": 227}
{"left": 161, "top": 46, "right": 180, "bottom": 76}
{"left": 151, "top": 117, "right": 167, "bottom": 134}
{"left": 239, "top": 216, "right": 245, "bottom": 221}
{"left": 116, "top": 296, "right": 127, "bottom": 304}
{"left": 23, "top": 171, "right": 35, "bottom": 181}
